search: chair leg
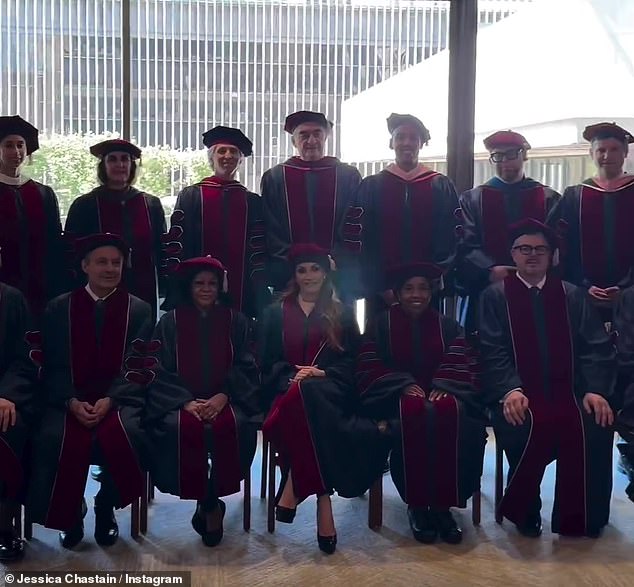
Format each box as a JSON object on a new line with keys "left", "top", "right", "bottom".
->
{"left": 260, "top": 436, "right": 269, "bottom": 500}
{"left": 471, "top": 488, "right": 481, "bottom": 526}
{"left": 131, "top": 497, "right": 140, "bottom": 539}
{"left": 243, "top": 467, "right": 251, "bottom": 532}
{"left": 24, "top": 506, "right": 33, "bottom": 541}
{"left": 140, "top": 473, "right": 149, "bottom": 534}
{"left": 147, "top": 474, "right": 155, "bottom": 504}
{"left": 12, "top": 504, "right": 22, "bottom": 538}
{"left": 267, "top": 443, "right": 276, "bottom": 533}
{"left": 495, "top": 437, "right": 504, "bottom": 524}
{"left": 368, "top": 476, "right": 383, "bottom": 530}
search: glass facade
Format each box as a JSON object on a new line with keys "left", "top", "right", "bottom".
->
{"left": 0, "top": 0, "right": 532, "bottom": 210}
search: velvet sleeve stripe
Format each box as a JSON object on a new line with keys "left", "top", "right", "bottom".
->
{"left": 356, "top": 339, "right": 393, "bottom": 395}
{"left": 434, "top": 337, "right": 477, "bottom": 386}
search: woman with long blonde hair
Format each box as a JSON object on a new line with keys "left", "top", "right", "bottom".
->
{"left": 261, "top": 243, "right": 360, "bottom": 554}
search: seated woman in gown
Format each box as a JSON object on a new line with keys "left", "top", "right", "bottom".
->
{"left": 261, "top": 243, "right": 361, "bottom": 554}
{"left": 146, "top": 256, "right": 260, "bottom": 547}
{"left": 356, "top": 262, "right": 485, "bottom": 544}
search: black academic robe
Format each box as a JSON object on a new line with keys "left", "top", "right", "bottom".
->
{"left": 170, "top": 177, "right": 269, "bottom": 317}
{"left": 27, "top": 288, "right": 153, "bottom": 531}
{"left": 355, "top": 305, "right": 485, "bottom": 509}
{"left": 559, "top": 177, "right": 634, "bottom": 289}
{"left": 458, "top": 177, "right": 561, "bottom": 330}
{"left": 479, "top": 274, "right": 615, "bottom": 534}
{"left": 0, "top": 178, "right": 65, "bottom": 317}
{"left": 0, "top": 283, "right": 36, "bottom": 500}
{"left": 65, "top": 186, "right": 166, "bottom": 318}
{"left": 261, "top": 298, "right": 361, "bottom": 500}
{"left": 146, "top": 305, "right": 260, "bottom": 500}
{"left": 613, "top": 286, "right": 634, "bottom": 481}
{"left": 357, "top": 168, "right": 459, "bottom": 300}
{"left": 260, "top": 157, "right": 362, "bottom": 298}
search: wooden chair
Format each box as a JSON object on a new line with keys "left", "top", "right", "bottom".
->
{"left": 367, "top": 475, "right": 482, "bottom": 529}
{"left": 494, "top": 435, "right": 504, "bottom": 524}
{"left": 130, "top": 472, "right": 151, "bottom": 538}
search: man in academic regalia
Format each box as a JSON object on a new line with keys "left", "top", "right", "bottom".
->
{"left": 0, "top": 115, "right": 65, "bottom": 317}
{"left": 27, "top": 233, "right": 153, "bottom": 549}
{"left": 356, "top": 113, "right": 459, "bottom": 317}
{"left": 65, "top": 139, "right": 167, "bottom": 320}
{"left": 558, "top": 122, "right": 634, "bottom": 315}
{"left": 458, "top": 130, "right": 561, "bottom": 333}
{"left": 479, "top": 219, "right": 615, "bottom": 538}
{"left": 0, "top": 282, "right": 36, "bottom": 561}
{"left": 169, "top": 126, "right": 268, "bottom": 318}
{"left": 612, "top": 285, "right": 634, "bottom": 502}
{"left": 260, "top": 111, "right": 362, "bottom": 300}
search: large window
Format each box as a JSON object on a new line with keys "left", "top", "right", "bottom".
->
{"left": 1, "top": 0, "right": 537, "bottom": 215}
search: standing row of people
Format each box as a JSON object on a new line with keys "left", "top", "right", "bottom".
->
{"left": 1, "top": 110, "right": 633, "bottom": 562}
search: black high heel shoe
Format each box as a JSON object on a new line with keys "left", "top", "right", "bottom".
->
{"left": 274, "top": 468, "right": 297, "bottom": 524}
{"left": 317, "top": 533, "right": 337, "bottom": 555}
{"left": 316, "top": 496, "right": 337, "bottom": 554}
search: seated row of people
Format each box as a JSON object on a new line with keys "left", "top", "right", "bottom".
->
{"left": 0, "top": 219, "right": 629, "bottom": 563}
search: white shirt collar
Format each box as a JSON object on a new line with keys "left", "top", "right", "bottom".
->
{"left": 515, "top": 273, "right": 547, "bottom": 290}
{"left": 0, "top": 171, "right": 29, "bottom": 186}
{"left": 85, "top": 284, "right": 117, "bottom": 302}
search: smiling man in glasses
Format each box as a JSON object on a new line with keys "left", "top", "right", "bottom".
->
{"left": 479, "top": 218, "right": 615, "bottom": 539}
{"left": 457, "top": 130, "right": 561, "bottom": 334}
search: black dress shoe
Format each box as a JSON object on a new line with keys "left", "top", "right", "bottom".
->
{"left": 516, "top": 513, "right": 542, "bottom": 538}
{"left": 317, "top": 533, "right": 337, "bottom": 554}
{"left": 94, "top": 506, "right": 119, "bottom": 546}
{"left": 59, "top": 499, "right": 87, "bottom": 549}
{"left": 407, "top": 507, "right": 437, "bottom": 544}
{"left": 201, "top": 500, "right": 226, "bottom": 548}
{"left": 433, "top": 510, "right": 463, "bottom": 544}
{"left": 0, "top": 531, "right": 24, "bottom": 562}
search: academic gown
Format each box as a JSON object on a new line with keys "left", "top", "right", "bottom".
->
{"left": 145, "top": 305, "right": 260, "bottom": 501}
{"left": 0, "top": 283, "right": 36, "bottom": 500}
{"left": 65, "top": 186, "right": 166, "bottom": 318}
{"left": 357, "top": 168, "right": 459, "bottom": 302}
{"left": 27, "top": 288, "right": 153, "bottom": 531}
{"left": 169, "top": 177, "right": 269, "bottom": 318}
{"left": 261, "top": 298, "right": 362, "bottom": 500}
{"left": 260, "top": 157, "right": 362, "bottom": 298}
{"left": 478, "top": 274, "right": 616, "bottom": 534}
{"left": 612, "top": 286, "right": 634, "bottom": 479}
{"left": 0, "top": 177, "right": 65, "bottom": 317}
{"left": 558, "top": 176, "right": 634, "bottom": 289}
{"left": 458, "top": 176, "right": 561, "bottom": 331}
{"left": 355, "top": 305, "right": 485, "bottom": 509}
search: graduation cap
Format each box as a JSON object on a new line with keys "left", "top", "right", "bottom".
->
{"left": 386, "top": 262, "right": 444, "bottom": 291}
{"left": 483, "top": 130, "right": 531, "bottom": 151}
{"left": 284, "top": 111, "right": 334, "bottom": 134}
{"left": 582, "top": 122, "right": 634, "bottom": 144}
{"left": 202, "top": 125, "right": 253, "bottom": 156}
{"left": 89, "top": 139, "right": 142, "bottom": 159}
{"left": 508, "top": 218, "right": 559, "bottom": 250}
{"left": 288, "top": 243, "right": 332, "bottom": 272}
{"left": 75, "top": 233, "right": 130, "bottom": 262}
{"left": 176, "top": 255, "right": 228, "bottom": 292}
{"left": 387, "top": 113, "right": 431, "bottom": 144}
{"left": 0, "top": 115, "right": 39, "bottom": 155}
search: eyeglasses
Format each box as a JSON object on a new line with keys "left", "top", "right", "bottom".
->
{"left": 490, "top": 148, "right": 523, "bottom": 163}
{"left": 512, "top": 245, "right": 551, "bottom": 256}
